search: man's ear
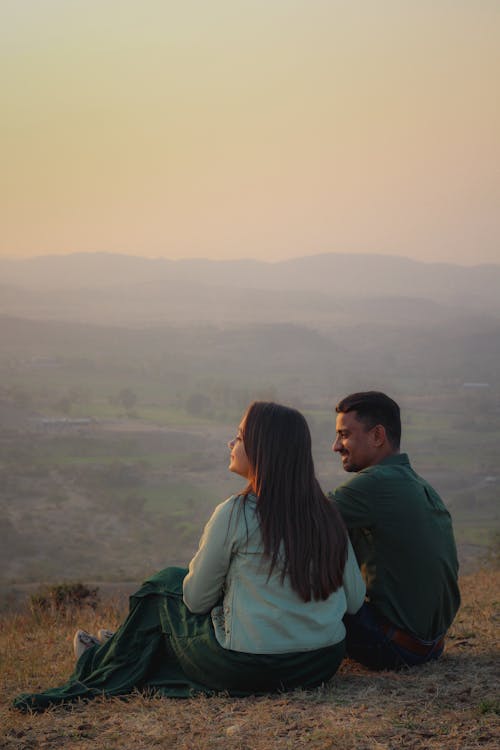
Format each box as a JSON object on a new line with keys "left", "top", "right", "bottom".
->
{"left": 372, "top": 424, "right": 387, "bottom": 447}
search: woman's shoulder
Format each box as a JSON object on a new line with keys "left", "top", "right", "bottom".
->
{"left": 206, "top": 492, "right": 248, "bottom": 519}
{"left": 210, "top": 492, "right": 258, "bottom": 536}
{"left": 216, "top": 491, "right": 257, "bottom": 512}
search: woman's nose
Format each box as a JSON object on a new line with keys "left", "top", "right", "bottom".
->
{"left": 228, "top": 438, "right": 235, "bottom": 449}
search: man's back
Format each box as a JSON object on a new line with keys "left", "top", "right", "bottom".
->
{"left": 331, "top": 453, "right": 460, "bottom": 640}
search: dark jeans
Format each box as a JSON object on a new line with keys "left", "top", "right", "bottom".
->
{"left": 344, "top": 602, "right": 445, "bottom": 670}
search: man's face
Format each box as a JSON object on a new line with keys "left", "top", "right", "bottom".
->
{"left": 333, "top": 410, "right": 379, "bottom": 472}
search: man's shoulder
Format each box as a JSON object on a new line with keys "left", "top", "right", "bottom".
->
{"left": 338, "top": 458, "right": 403, "bottom": 486}
{"left": 331, "top": 466, "right": 378, "bottom": 503}
{"left": 361, "top": 453, "right": 416, "bottom": 482}
{"left": 332, "top": 454, "right": 417, "bottom": 498}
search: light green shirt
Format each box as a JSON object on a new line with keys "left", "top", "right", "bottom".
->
{"left": 183, "top": 493, "right": 366, "bottom": 654}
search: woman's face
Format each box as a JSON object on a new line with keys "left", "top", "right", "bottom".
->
{"left": 228, "top": 420, "right": 251, "bottom": 479}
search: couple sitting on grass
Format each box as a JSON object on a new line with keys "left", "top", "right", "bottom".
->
{"left": 15, "top": 392, "right": 460, "bottom": 712}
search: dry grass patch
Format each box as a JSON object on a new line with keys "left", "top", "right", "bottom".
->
{"left": 1, "top": 570, "right": 498, "bottom": 750}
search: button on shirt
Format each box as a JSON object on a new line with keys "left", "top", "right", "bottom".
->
{"left": 183, "top": 494, "right": 366, "bottom": 654}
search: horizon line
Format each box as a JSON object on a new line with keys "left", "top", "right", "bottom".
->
{"left": 1, "top": 250, "right": 499, "bottom": 269}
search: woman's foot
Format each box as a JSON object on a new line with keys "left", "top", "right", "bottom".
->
{"left": 73, "top": 629, "right": 100, "bottom": 659}
{"left": 97, "top": 628, "right": 115, "bottom": 643}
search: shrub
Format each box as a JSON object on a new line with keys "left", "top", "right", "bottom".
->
{"left": 30, "top": 582, "right": 100, "bottom": 614}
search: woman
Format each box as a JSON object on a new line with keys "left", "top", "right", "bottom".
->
{"left": 14, "top": 402, "right": 365, "bottom": 711}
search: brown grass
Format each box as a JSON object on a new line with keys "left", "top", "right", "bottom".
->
{"left": 1, "top": 569, "right": 498, "bottom": 750}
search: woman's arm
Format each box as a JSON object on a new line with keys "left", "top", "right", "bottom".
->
{"left": 182, "top": 497, "right": 238, "bottom": 614}
{"left": 343, "top": 540, "right": 367, "bottom": 614}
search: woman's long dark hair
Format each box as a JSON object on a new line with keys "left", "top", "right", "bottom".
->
{"left": 241, "top": 401, "right": 348, "bottom": 602}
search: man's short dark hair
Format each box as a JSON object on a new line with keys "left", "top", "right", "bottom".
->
{"left": 335, "top": 391, "right": 401, "bottom": 450}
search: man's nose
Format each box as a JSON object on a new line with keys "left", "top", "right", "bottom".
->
{"left": 332, "top": 437, "right": 341, "bottom": 452}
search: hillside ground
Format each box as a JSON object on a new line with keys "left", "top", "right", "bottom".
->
{"left": 0, "top": 568, "right": 498, "bottom": 750}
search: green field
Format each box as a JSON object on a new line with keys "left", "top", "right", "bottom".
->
{"left": 1, "top": 316, "right": 498, "bottom": 583}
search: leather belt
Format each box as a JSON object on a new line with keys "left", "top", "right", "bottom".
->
{"left": 380, "top": 622, "right": 444, "bottom": 657}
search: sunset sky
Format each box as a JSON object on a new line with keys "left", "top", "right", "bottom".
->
{"left": 2, "top": 0, "right": 499, "bottom": 264}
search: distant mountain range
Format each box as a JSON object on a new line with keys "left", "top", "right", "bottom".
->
{"left": 0, "top": 252, "right": 499, "bottom": 326}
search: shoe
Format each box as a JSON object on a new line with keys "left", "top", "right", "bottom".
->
{"left": 73, "top": 629, "right": 100, "bottom": 659}
{"left": 97, "top": 628, "right": 115, "bottom": 643}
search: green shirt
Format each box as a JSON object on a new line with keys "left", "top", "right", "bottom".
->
{"left": 329, "top": 453, "right": 460, "bottom": 640}
{"left": 183, "top": 493, "right": 366, "bottom": 654}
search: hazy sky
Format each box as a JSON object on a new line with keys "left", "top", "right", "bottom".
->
{"left": 2, "top": 0, "right": 499, "bottom": 264}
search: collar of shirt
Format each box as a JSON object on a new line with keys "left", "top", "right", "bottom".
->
{"left": 375, "top": 453, "right": 410, "bottom": 468}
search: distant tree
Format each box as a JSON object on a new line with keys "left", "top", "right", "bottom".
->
{"left": 117, "top": 387, "right": 138, "bottom": 414}
{"left": 55, "top": 396, "right": 72, "bottom": 415}
{"left": 68, "top": 385, "right": 90, "bottom": 406}
{"left": 185, "top": 393, "right": 212, "bottom": 417}
{"left": 8, "top": 385, "right": 33, "bottom": 409}
{"left": 0, "top": 517, "right": 33, "bottom": 558}
{"left": 120, "top": 493, "right": 147, "bottom": 515}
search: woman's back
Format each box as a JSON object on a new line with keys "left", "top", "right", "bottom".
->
{"left": 183, "top": 494, "right": 366, "bottom": 654}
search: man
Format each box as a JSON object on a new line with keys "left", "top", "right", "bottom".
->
{"left": 330, "top": 391, "right": 460, "bottom": 670}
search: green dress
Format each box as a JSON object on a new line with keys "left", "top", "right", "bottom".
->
{"left": 14, "top": 568, "right": 345, "bottom": 712}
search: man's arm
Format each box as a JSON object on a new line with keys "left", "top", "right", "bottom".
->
{"left": 328, "top": 472, "right": 375, "bottom": 528}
